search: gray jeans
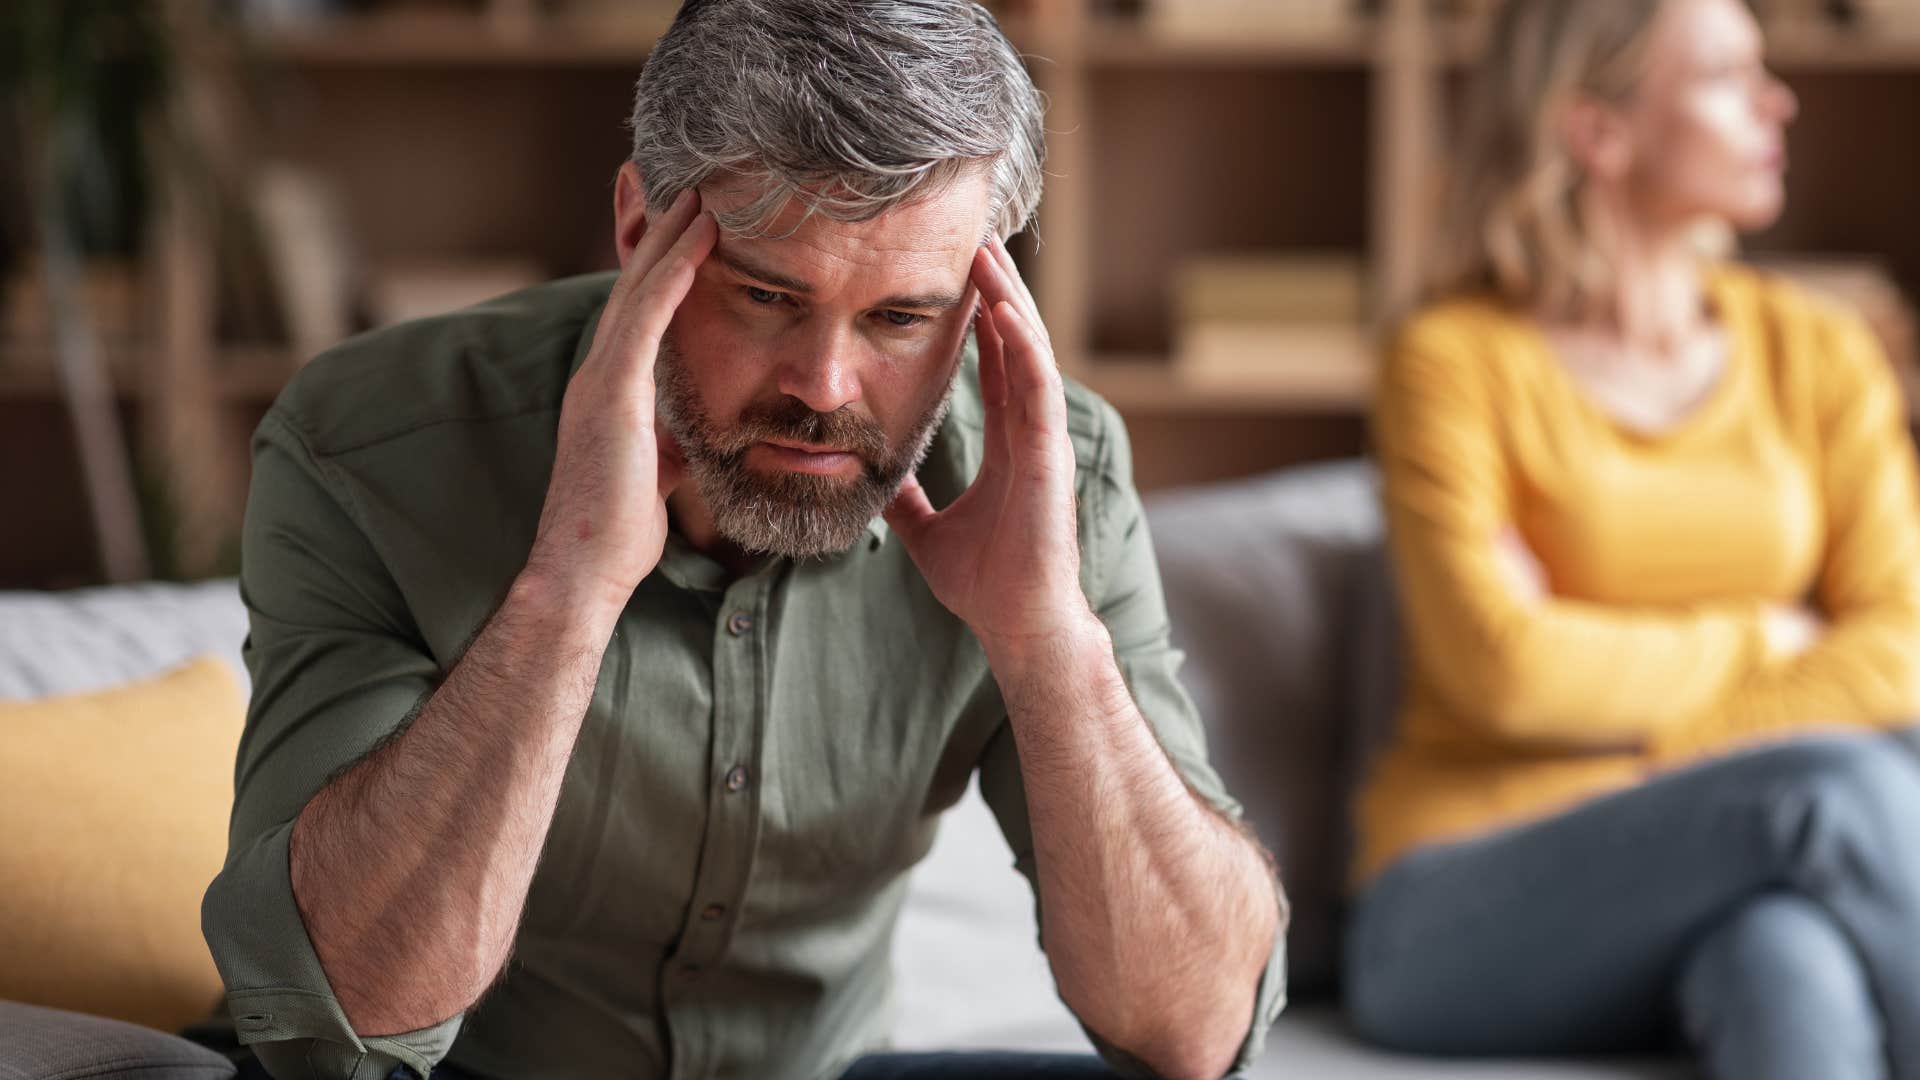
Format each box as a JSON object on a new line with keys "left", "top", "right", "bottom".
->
{"left": 1344, "top": 728, "right": 1920, "bottom": 1080}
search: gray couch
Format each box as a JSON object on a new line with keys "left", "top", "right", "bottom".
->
{"left": 0, "top": 460, "right": 1687, "bottom": 1079}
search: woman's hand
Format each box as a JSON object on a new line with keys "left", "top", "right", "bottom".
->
{"left": 1496, "top": 527, "right": 1549, "bottom": 605}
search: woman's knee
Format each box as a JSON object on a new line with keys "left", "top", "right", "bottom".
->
{"left": 1754, "top": 735, "right": 1920, "bottom": 878}
{"left": 1681, "top": 893, "right": 1870, "bottom": 1013}
{"left": 1678, "top": 894, "right": 1882, "bottom": 1078}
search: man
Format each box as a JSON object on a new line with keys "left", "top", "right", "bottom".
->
{"left": 200, "top": 3, "right": 1287, "bottom": 1079}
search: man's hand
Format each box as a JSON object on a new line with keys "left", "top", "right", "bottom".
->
{"left": 884, "top": 238, "right": 1093, "bottom": 654}
{"left": 525, "top": 189, "right": 716, "bottom": 612}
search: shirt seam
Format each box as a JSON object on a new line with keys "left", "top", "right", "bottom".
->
{"left": 1084, "top": 404, "right": 1118, "bottom": 607}
{"left": 254, "top": 411, "right": 440, "bottom": 656}
{"left": 277, "top": 401, "right": 565, "bottom": 461}
{"left": 258, "top": 410, "right": 376, "bottom": 540}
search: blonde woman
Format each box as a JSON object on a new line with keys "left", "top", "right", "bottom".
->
{"left": 1345, "top": 0, "right": 1920, "bottom": 1075}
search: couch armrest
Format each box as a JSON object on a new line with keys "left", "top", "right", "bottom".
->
{"left": 0, "top": 1000, "right": 236, "bottom": 1080}
{"left": 1144, "top": 459, "right": 1388, "bottom": 996}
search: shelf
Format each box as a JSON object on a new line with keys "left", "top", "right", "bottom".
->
{"left": 1079, "top": 355, "right": 1372, "bottom": 415}
{"left": 245, "top": 9, "right": 1920, "bottom": 77}
{"left": 1764, "top": 17, "right": 1920, "bottom": 72}
{"left": 1084, "top": 16, "right": 1377, "bottom": 69}
{"left": 248, "top": 10, "right": 1055, "bottom": 68}
{"left": 0, "top": 346, "right": 294, "bottom": 402}
{"left": 1436, "top": 13, "right": 1920, "bottom": 72}
{"left": 246, "top": 10, "right": 674, "bottom": 66}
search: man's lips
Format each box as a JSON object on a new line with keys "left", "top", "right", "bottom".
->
{"left": 751, "top": 439, "right": 860, "bottom": 476}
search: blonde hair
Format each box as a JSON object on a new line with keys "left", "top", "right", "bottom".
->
{"left": 1430, "top": 0, "right": 1670, "bottom": 319}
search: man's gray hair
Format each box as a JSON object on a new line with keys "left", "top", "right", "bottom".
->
{"left": 628, "top": 0, "right": 1046, "bottom": 240}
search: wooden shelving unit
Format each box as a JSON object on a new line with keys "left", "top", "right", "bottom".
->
{"left": 0, "top": 348, "right": 293, "bottom": 402}
{"left": 1084, "top": 356, "right": 1373, "bottom": 414}
{"left": 7, "top": 0, "right": 1920, "bottom": 584}
{"left": 249, "top": 12, "right": 675, "bottom": 66}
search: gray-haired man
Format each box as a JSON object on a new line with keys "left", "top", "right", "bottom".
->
{"left": 200, "top": 3, "right": 1287, "bottom": 1079}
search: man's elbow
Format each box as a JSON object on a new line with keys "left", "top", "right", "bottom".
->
{"left": 331, "top": 956, "right": 491, "bottom": 1039}
{"left": 1082, "top": 980, "right": 1255, "bottom": 1080}
{"left": 1126, "top": 1027, "right": 1244, "bottom": 1080}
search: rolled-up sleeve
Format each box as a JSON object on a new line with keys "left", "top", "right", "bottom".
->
{"left": 201, "top": 410, "right": 464, "bottom": 1080}
{"left": 976, "top": 398, "right": 1289, "bottom": 1078}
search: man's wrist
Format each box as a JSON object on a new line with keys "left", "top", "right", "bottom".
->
{"left": 980, "top": 609, "right": 1120, "bottom": 710}
{"left": 507, "top": 562, "right": 628, "bottom": 646}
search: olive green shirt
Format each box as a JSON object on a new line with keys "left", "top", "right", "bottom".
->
{"left": 201, "top": 273, "right": 1287, "bottom": 1080}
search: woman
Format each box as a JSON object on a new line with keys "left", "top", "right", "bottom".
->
{"left": 1345, "top": 0, "right": 1920, "bottom": 1076}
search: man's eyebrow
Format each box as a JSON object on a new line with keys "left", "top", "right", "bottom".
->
{"left": 716, "top": 249, "right": 816, "bottom": 296}
{"left": 873, "top": 287, "right": 969, "bottom": 311}
{"left": 718, "top": 247, "right": 969, "bottom": 312}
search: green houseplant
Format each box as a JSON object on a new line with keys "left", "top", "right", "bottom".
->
{"left": 2, "top": 1, "right": 185, "bottom": 582}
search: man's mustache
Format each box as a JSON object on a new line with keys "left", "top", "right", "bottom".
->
{"left": 721, "top": 397, "right": 888, "bottom": 464}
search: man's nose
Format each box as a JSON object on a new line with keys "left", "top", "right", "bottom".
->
{"left": 775, "top": 325, "right": 862, "bottom": 416}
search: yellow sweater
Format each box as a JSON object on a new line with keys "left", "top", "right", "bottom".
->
{"left": 1354, "top": 264, "right": 1920, "bottom": 887}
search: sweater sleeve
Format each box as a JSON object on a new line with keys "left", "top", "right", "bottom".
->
{"left": 1652, "top": 307, "right": 1920, "bottom": 762}
{"left": 1376, "top": 309, "right": 1771, "bottom": 747}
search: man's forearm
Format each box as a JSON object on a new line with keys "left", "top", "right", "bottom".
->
{"left": 987, "top": 620, "right": 1282, "bottom": 1080}
{"left": 288, "top": 568, "right": 620, "bottom": 1037}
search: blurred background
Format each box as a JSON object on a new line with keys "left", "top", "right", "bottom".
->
{"left": 3, "top": 0, "right": 1917, "bottom": 589}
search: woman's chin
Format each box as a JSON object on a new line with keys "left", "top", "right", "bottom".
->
{"left": 1726, "top": 184, "right": 1787, "bottom": 233}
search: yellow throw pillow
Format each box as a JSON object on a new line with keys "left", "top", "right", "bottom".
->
{"left": 0, "top": 655, "right": 246, "bottom": 1033}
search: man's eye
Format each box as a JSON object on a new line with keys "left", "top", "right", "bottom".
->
{"left": 745, "top": 287, "right": 787, "bottom": 305}
{"left": 882, "top": 310, "right": 924, "bottom": 328}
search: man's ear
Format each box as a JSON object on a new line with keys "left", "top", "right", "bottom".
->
{"left": 613, "top": 161, "right": 652, "bottom": 266}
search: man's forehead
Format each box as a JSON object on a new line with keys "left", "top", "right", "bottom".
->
{"left": 701, "top": 172, "right": 993, "bottom": 291}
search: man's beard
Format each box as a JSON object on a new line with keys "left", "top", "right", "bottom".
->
{"left": 653, "top": 335, "right": 957, "bottom": 559}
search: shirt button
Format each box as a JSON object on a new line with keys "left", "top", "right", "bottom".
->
{"left": 700, "top": 903, "right": 726, "bottom": 922}
{"left": 726, "top": 611, "right": 754, "bottom": 636}
{"left": 725, "top": 765, "right": 751, "bottom": 792}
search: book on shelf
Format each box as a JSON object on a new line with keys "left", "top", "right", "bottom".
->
{"left": 1142, "top": 0, "right": 1359, "bottom": 38}
{"left": 1171, "top": 252, "right": 1367, "bottom": 325}
{"left": 365, "top": 260, "right": 548, "bottom": 329}
{"left": 1172, "top": 321, "right": 1375, "bottom": 403}
{"left": 253, "top": 165, "right": 356, "bottom": 366}
{"left": 1168, "top": 251, "right": 1375, "bottom": 402}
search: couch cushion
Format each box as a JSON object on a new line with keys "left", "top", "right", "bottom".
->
{"left": 0, "top": 580, "right": 249, "bottom": 702}
{"left": 0, "top": 656, "right": 245, "bottom": 1033}
{"left": 1246, "top": 1006, "right": 1690, "bottom": 1080}
{"left": 1143, "top": 460, "right": 1385, "bottom": 995}
{"left": 0, "top": 1000, "right": 235, "bottom": 1080}
{"left": 895, "top": 782, "right": 1685, "bottom": 1079}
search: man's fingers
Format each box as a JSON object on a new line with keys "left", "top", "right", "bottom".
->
{"left": 969, "top": 246, "right": 1015, "bottom": 321}
{"left": 969, "top": 246, "right": 1045, "bottom": 375}
{"left": 972, "top": 303, "right": 1015, "bottom": 484}
{"left": 992, "top": 300, "right": 1066, "bottom": 444}
{"left": 976, "top": 299, "right": 1008, "bottom": 409}
{"left": 617, "top": 211, "right": 717, "bottom": 377}
{"left": 627, "top": 189, "right": 702, "bottom": 278}
{"left": 883, "top": 472, "right": 939, "bottom": 543}
{"left": 985, "top": 238, "right": 1047, "bottom": 348}
{"left": 655, "top": 428, "right": 687, "bottom": 499}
